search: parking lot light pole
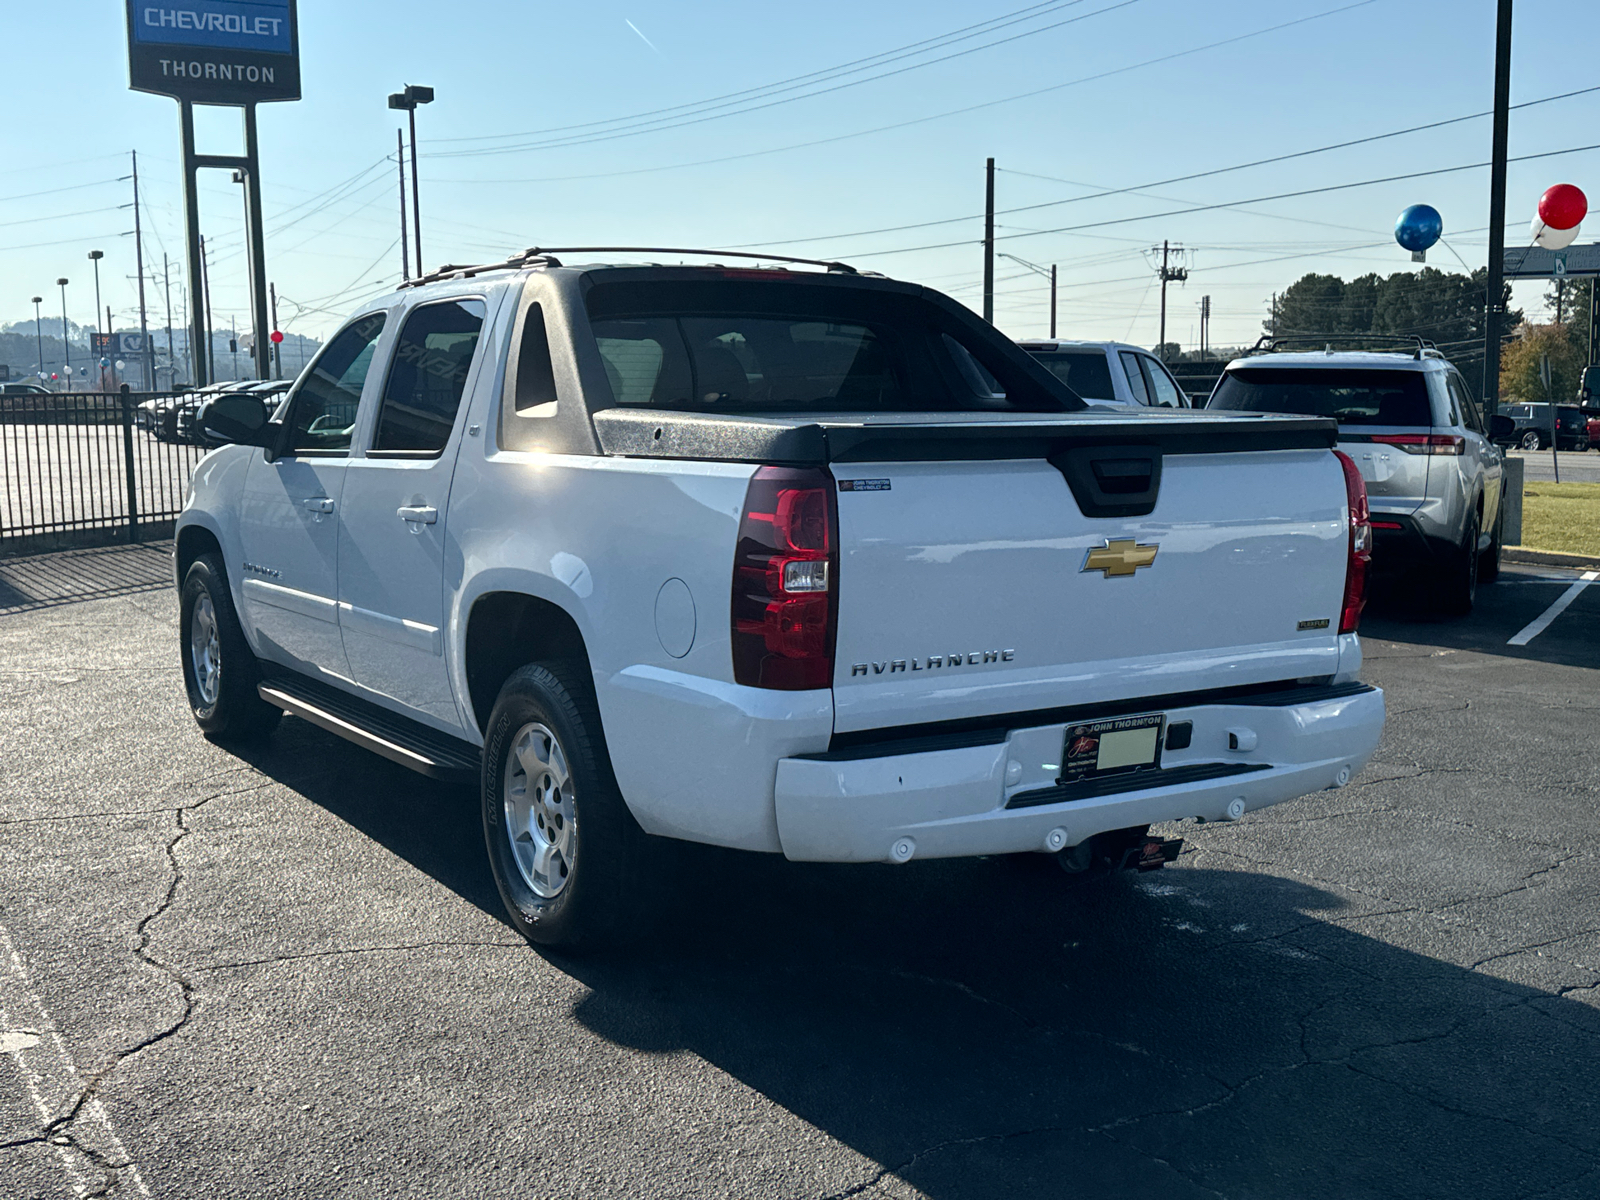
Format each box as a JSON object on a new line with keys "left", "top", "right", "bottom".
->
{"left": 388, "top": 85, "right": 434, "bottom": 277}
{"left": 997, "top": 252, "right": 1058, "bottom": 339}
{"left": 31, "top": 296, "right": 43, "bottom": 375}
{"left": 57, "top": 278, "right": 70, "bottom": 386}
{"left": 88, "top": 251, "right": 104, "bottom": 338}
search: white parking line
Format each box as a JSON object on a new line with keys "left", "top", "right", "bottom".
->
{"left": 1508, "top": 571, "right": 1600, "bottom": 646}
{"left": 0, "top": 922, "right": 151, "bottom": 1197}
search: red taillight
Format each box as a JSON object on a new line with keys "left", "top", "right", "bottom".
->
{"left": 731, "top": 466, "right": 838, "bottom": 690}
{"left": 1334, "top": 450, "right": 1371, "bottom": 635}
{"left": 1368, "top": 433, "right": 1464, "bottom": 456}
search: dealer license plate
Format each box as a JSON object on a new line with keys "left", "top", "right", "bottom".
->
{"left": 1061, "top": 713, "right": 1165, "bottom": 784}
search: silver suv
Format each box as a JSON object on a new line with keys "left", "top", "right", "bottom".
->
{"left": 1208, "top": 337, "right": 1508, "bottom": 614}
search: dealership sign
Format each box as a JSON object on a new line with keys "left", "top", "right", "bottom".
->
{"left": 126, "top": 0, "right": 300, "bottom": 104}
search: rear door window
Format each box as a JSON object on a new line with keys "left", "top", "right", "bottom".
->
{"left": 1209, "top": 368, "right": 1431, "bottom": 426}
{"left": 1118, "top": 351, "right": 1151, "bottom": 404}
{"left": 371, "top": 298, "right": 486, "bottom": 455}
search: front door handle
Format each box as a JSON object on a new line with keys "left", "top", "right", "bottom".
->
{"left": 397, "top": 505, "right": 438, "bottom": 524}
{"left": 303, "top": 497, "right": 334, "bottom": 514}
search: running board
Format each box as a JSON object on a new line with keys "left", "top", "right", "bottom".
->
{"left": 257, "top": 674, "right": 482, "bottom": 782}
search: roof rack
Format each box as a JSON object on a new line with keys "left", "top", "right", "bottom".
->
{"left": 1248, "top": 333, "right": 1442, "bottom": 361}
{"left": 398, "top": 245, "right": 857, "bottom": 289}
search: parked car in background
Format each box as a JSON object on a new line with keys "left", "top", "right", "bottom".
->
{"left": 1585, "top": 409, "right": 1600, "bottom": 450}
{"left": 1209, "top": 335, "right": 1510, "bottom": 614}
{"left": 1, "top": 382, "right": 51, "bottom": 395}
{"left": 1494, "top": 402, "right": 1590, "bottom": 452}
{"left": 1016, "top": 340, "right": 1192, "bottom": 409}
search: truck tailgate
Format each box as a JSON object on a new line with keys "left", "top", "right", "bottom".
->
{"left": 831, "top": 449, "right": 1350, "bottom": 733}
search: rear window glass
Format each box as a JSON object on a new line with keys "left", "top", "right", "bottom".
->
{"left": 584, "top": 278, "right": 1078, "bottom": 414}
{"left": 1210, "top": 368, "right": 1431, "bottom": 426}
{"left": 1028, "top": 351, "right": 1116, "bottom": 400}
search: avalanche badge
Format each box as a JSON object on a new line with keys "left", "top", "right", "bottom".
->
{"left": 1081, "top": 539, "right": 1159, "bottom": 578}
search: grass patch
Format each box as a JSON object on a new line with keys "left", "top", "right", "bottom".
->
{"left": 1517, "top": 481, "right": 1600, "bottom": 557}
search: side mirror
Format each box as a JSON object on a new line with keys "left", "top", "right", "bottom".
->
{"left": 1489, "top": 413, "right": 1515, "bottom": 439}
{"left": 200, "top": 393, "right": 274, "bottom": 447}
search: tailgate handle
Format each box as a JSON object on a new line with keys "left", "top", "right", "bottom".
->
{"left": 1049, "top": 444, "right": 1163, "bottom": 518}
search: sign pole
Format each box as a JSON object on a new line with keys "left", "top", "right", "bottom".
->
{"left": 242, "top": 105, "right": 271, "bottom": 381}
{"left": 180, "top": 101, "right": 208, "bottom": 389}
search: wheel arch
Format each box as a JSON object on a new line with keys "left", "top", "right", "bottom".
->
{"left": 464, "top": 590, "right": 596, "bottom": 736}
{"left": 175, "top": 519, "right": 224, "bottom": 587}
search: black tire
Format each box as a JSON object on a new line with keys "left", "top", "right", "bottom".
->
{"left": 1479, "top": 494, "right": 1504, "bottom": 584}
{"left": 1433, "top": 511, "right": 1479, "bottom": 616}
{"left": 179, "top": 553, "right": 282, "bottom": 740}
{"left": 1518, "top": 430, "right": 1543, "bottom": 451}
{"left": 481, "top": 663, "right": 643, "bottom": 949}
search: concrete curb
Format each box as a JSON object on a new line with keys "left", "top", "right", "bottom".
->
{"left": 1504, "top": 547, "right": 1600, "bottom": 570}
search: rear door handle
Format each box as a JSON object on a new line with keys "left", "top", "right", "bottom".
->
{"left": 303, "top": 497, "right": 334, "bottom": 514}
{"left": 397, "top": 505, "right": 438, "bottom": 524}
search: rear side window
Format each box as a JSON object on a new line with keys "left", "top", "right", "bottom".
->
{"left": 1030, "top": 351, "right": 1116, "bottom": 401}
{"left": 1118, "top": 351, "right": 1151, "bottom": 404}
{"left": 585, "top": 278, "right": 1077, "bottom": 414}
{"left": 1210, "top": 368, "right": 1431, "bottom": 426}
{"left": 372, "top": 299, "right": 486, "bottom": 455}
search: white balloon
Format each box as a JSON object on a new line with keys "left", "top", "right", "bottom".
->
{"left": 1532, "top": 216, "right": 1582, "bottom": 250}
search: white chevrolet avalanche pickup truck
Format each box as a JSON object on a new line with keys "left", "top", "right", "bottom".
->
{"left": 179, "top": 249, "right": 1385, "bottom": 947}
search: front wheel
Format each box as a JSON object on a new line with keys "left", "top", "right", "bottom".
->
{"left": 179, "top": 554, "right": 281, "bottom": 740}
{"left": 481, "top": 663, "right": 642, "bottom": 949}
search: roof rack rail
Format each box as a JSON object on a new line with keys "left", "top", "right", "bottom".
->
{"left": 1248, "top": 333, "right": 1440, "bottom": 361}
{"left": 398, "top": 245, "right": 857, "bottom": 289}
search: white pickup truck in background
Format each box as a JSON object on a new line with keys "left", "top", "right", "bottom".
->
{"left": 179, "top": 249, "right": 1385, "bottom": 947}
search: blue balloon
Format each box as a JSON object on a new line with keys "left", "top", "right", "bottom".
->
{"left": 1395, "top": 204, "right": 1443, "bottom": 253}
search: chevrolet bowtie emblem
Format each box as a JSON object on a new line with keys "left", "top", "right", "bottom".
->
{"left": 1082, "top": 539, "right": 1159, "bottom": 578}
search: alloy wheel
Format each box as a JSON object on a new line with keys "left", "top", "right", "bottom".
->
{"left": 502, "top": 722, "right": 578, "bottom": 899}
{"left": 189, "top": 592, "right": 221, "bottom": 706}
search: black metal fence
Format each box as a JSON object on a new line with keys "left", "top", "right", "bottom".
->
{"left": 0, "top": 387, "right": 210, "bottom": 554}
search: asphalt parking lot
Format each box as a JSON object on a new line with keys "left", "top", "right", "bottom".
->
{"left": 2, "top": 547, "right": 1598, "bottom": 1199}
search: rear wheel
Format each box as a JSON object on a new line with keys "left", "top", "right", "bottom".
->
{"left": 481, "top": 663, "right": 643, "bottom": 949}
{"left": 1479, "top": 495, "right": 1504, "bottom": 584}
{"left": 1519, "top": 430, "right": 1543, "bottom": 451}
{"left": 180, "top": 554, "right": 281, "bottom": 740}
{"left": 1432, "top": 511, "right": 1479, "bottom": 616}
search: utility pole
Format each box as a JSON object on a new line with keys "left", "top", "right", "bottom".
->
{"left": 163, "top": 253, "right": 176, "bottom": 386}
{"left": 132, "top": 151, "right": 154, "bottom": 391}
{"left": 1155, "top": 241, "right": 1188, "bottom": 360}
{"left": 1199, "top": 295, "right": 1211, "bottom": 358}
{"left": 396, "top": 128, "right": 410, "bottom": 281}
{"left": 1050, "top": 264, "right": 1057, "bottom": 339}
{"left": 982, "top": 157, "right": 995, "bottom": 324}
{"left": 1481, "top": 0, "right": 1513, "bottom": 415}
{"left": 231, "top": 315, "right": 239, "bottom": 379}
{"left": 200, "top": 233, "right": 216, "bottom": 383}
{"left": 270, "top": 282, "right": 282, "bottom": 378}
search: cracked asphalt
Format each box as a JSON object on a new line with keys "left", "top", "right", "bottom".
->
{"left": 1, "top": 548, "right": 1598, "bottom": 1199}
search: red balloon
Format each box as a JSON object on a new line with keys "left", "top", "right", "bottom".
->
{"left": 270, "top": 330, "right": 284, "bottom": 344}
{"left": 1537, "top": 183, "right": 1588, "bottom": 231}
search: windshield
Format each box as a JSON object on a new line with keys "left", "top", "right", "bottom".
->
{"left": 1027, "top": 350, "right": 1117, "bottom": 401}
{"left": 584, "top": 278, "right": 1079, "bottom": 414}
{"left": 1210, "top": 367, "right": 1431, "bottom": 426}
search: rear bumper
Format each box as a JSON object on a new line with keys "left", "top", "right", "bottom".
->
{"left": 774, "top": 683, "right": 1384, "bottom": 862}
{"left": 1368, "top": 511, "right": 1458, "bottom": 575}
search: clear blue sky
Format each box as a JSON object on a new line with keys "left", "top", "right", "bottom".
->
{"left": 5, "top": 0, "right": 1598, "bottom": 351}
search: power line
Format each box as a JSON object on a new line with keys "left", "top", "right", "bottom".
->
{"left": 847, "top": 140, "right": 1600, "bottom": 260}
{"left": 426, "top": 0, "right": 1379, "bottom": 184}
{"left": 734, "top": 81, "right": 1600, "bottom": 252}
{"left": 434, "top": 1, "right": 1137, "bottom": 158}
{"left": 432, "top": 0, "right": 1091, "bottom": 146}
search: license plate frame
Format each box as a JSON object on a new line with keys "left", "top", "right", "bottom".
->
{"left": 1060, "top": 713, "right": 1166, "bottom": 785}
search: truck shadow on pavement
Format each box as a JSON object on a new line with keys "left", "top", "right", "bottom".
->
{"left": 237, "top": 718, "right": 1600, "bottom": 1200}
